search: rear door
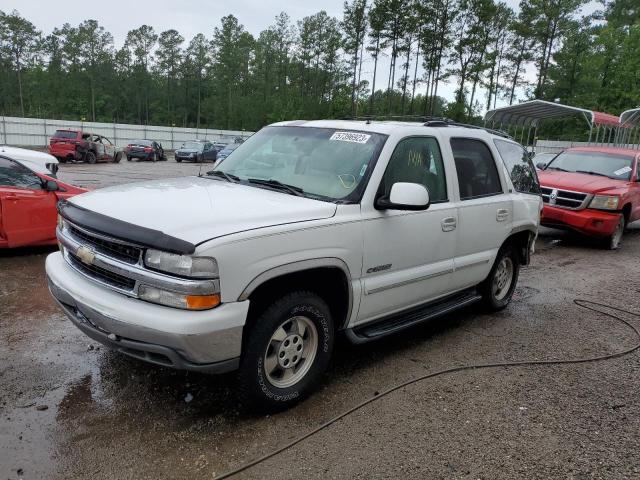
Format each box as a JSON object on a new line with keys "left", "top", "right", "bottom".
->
{"left": 0, "top": 158, "right": 57, "bottom": 247}
{"left": 449, "top": 137, "right": 513, "bottom": 289}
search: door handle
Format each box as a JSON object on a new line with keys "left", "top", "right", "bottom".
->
{"left": 4, "top": 195, "right": 19, "bottom": 201}
{"left": 496, "top": 208, "right": 510, "bottom": 222}
{"left": 441, "top": 217, "right": 457, "bottom": 232}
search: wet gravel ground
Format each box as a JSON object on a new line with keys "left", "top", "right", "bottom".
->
{"left": 1, "top": 160, "right": 640, "bottom": 479}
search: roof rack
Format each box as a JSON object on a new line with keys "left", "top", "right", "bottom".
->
{"left": 342, "top": 115, "right": 512, "bottom": 139}
{"left": 421, "top": 118, "right": 513, "bottom": 139}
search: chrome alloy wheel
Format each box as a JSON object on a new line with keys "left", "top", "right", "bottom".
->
{"left": 263, "top": 316, "right": 318, "bottom": 389}
{"left": 492, "top": 256, "right": 514, "bottom": 301}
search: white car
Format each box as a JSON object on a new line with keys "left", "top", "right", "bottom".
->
{"left": 0, "top": 145, "right": 59, "bottom": 176}
{"left": 45, "top": 120, "right": 541, "bottom": 410}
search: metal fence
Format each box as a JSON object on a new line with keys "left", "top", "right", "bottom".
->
{"left": 0, "top": 116, "right": 254, "bottom": 150}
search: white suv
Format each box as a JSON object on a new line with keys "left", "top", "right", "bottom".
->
{"left": 46, "top": 119, "right": 541, "bottom": 410}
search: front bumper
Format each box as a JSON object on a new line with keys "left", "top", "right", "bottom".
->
{"left": 541, "top": 205, "right": 621, "bottom": 237}
{"left": 45, "top": 252, "right": 249, "bottom": 373}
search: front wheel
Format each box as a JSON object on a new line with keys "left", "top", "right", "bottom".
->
{"left": 604, "top": 216, "right": 625, "bottom": 250}
{"left": 479, "top": 245, "right": 520, "bottom": 311}
{"left": 113, "top": 152, "right": 122, "bottom": 163}
{"left": 85, "top": 151, "right": 97, "bottom": 164}
{"left": 237, "top": 291, "right": 334, "bottom": 412}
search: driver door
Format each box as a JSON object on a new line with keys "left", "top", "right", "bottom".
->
{"left": 0, "top": 158, "right": 57, "bottom": 247}
{"left": 357, "top": 136, "right": 458, "bottom": 324}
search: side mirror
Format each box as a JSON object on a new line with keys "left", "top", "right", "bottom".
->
{"left": 376, "top": 182, "right": 430, "bottom": 211}
{"left": 45, "top": 180, "right": 59, "bottom": 191}
{"left": 536, "top": 162, "right": 547, "bottom": 170}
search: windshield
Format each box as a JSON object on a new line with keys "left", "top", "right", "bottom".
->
{"left": 181, "top": 142, "right": 203, "bottom": 151}
{"left": 212, "top": 126, "right": 387, "bottom": 202}
{"left": 54, "top": 130, "right": 77, "bottom": 139}
{"left": 131, "top": 140, "right": 152, "bottom": 146}
{"left": 546, "top": 151, "right": 635, "bottom": 180}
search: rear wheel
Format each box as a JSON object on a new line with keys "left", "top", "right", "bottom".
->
{"left": 237, "top": 291, "right": 334, "bottom": 412}
{"left": 126, "top": 155, "right": 131, "bottom": 161}
{"left": 113, "top": 152, "right": 122, "bottom": 163}
{"left": 604, "top": 216, "right": 625, "bottom": 250}
{"left": 479, "top": 244, "right": 520, "bottom": 311}
{"left": 85, "top": 151, "right": 97, "bottom": 164}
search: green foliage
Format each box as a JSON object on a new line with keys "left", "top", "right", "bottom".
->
{"left": 0, "top": 1, "right": 637, "bottom": 131}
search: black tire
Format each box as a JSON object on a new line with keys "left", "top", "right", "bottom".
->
{"left": 85, "top": 151, "right": 97, "bottom": 164}
{"left": 126, "top": 155, "right": 131, "bottom": 162}
{"left": 603, "top": 216, "right": 625, "bottom": 250}
{"left": 59, "top": 157, "right": 67, "bottom": 164}
{"left": 479, "top": 244, "right": 520, "bottom": 311}
{"left": 237, "top": 291, "right": 334, "bottom": 412}
{"left": 176, "top": 157, "right": 182, "bottom": 163}
{"left": 113, "top": 152, "right": 122, "bottom": 163}
{"left": 152, "top": 152, "right": 157, "bottom": 162}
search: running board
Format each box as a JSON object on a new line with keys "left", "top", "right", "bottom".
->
{"left": 346, "top": 289, "right": 482, "bottom": 344}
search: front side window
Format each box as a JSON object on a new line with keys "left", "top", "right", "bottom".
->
{"left": 213, "top": 126, "right": 387, "bottom": 202}
{"left": 0, "top": 157, "right": 42, "bottom": 189}
{"left": 546, "top": 150, "right": 635, "bottom": 180}
{"left": 450, "top": 138, "right": 503, "bottom": 200}
{"left": 378, "top": 136, "right": 447, "bottom": 203}
{"left": 494, "top": 139, "right": 540, "bottom": 194}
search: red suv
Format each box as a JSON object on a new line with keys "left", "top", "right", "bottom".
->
{"left": 537, "top": 147, "right": 640, "bottom": 249}
{"left": 49, "top": 129, "right": 122, "bottom": 164}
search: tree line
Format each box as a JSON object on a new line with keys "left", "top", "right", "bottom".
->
{"left": 0, "top": 0, "right": 638, "bottom": 133}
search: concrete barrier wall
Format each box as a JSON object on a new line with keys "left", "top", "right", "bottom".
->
{"left": 0, "top": 116, "right": 254, "bottom": 150}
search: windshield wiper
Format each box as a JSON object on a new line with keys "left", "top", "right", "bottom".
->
{"left": 247, "top": 178, "right": 304, "bottom": 196}
{"left": 575, "top": 170, "right": 612, "bottom": 178}
{"left": 206, "top": 170, "right": 240, "bottom": 182}
{"left": 547, "top": 166, "right": 569, "bottom": 172}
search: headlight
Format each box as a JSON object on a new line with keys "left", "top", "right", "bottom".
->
{"left": 138, "top": 285, "right": 220, "bottom": 310}
{"left": 589, "top": 195, "right": 620, "bottom": 210}
{"left": 144, "top": 249, "right": 218, "bottom": 278}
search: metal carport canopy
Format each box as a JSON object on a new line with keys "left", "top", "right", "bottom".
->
{"left": 620, "top": 107, "right": 640, "bottom": 127}
{"left": 484, "top": 99, "right": 620, "bottom": 127}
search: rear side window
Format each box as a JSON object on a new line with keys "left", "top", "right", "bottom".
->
{"left": 493, "top": 139, "right": 540, "bottom": 194}
{"left": 450, "top": 138, "right": 503, "bottom": 200}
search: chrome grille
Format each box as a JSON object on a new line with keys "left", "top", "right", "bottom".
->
{"left": 68, "top": 251, "right": 136, "bottom": 291}
{"left": 68, "top": 225, "right": 141, "bottom": 264}
{"left": 540, "top": 186, "right": 590, "bottom": 210}
{"left": 57, "top": 219, "right": 219, "bottom": 299}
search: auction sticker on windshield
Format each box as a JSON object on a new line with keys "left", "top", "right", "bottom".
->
{"left": 330, "top": 132, "right": 371, "bottom": 144}
{"left": 614, "top": 166, "right": 632, "bottom": 176}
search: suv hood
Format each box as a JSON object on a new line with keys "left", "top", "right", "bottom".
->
{"left": 69, "top": 176, "right": 337, "bottom": 245}
{"left": 538, "top": 170, "right": 629, "bottom": 194}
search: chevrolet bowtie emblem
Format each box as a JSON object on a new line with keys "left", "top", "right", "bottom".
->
{"left": 76, "top": 246, "right": 96, "bottom": 265}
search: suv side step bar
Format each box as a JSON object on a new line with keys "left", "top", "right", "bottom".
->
{"left": 346, "top": 289, "right": 482, "bottom": 344}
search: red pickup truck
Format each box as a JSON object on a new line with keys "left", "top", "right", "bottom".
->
{"left": 537, "top": 146, "right": 640, "bottom": 249}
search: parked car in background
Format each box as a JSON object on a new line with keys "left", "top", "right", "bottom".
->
{"left": 175, "top": 141, "right": 218, "bottom": 163}
{"left": 46, "top": 119, "right": 540, "bottom": 411}
{"left": 0, "top": 145, "right": 59, "bottom": 177}
{"left": 0, "top": 153, "right": 87, "bottom": 248}
{"left": 124, "top": 140, "right": 167, "bottom": 162}
{"left": 49, "top": 129, "right": 123, "bottom": 164}
{"left": 215, "top": 143, "right": 240, "bottom": 164}
{"left": 537, "top": 146, "right": 640, "bottom": 249}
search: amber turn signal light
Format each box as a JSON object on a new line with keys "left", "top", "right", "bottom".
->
{"left": 186, "top": 294, "right": 221, "bottom": 310}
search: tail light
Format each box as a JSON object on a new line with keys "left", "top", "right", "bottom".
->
{"left": 144, "top": 147, "right": 152, "bottom": 152}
